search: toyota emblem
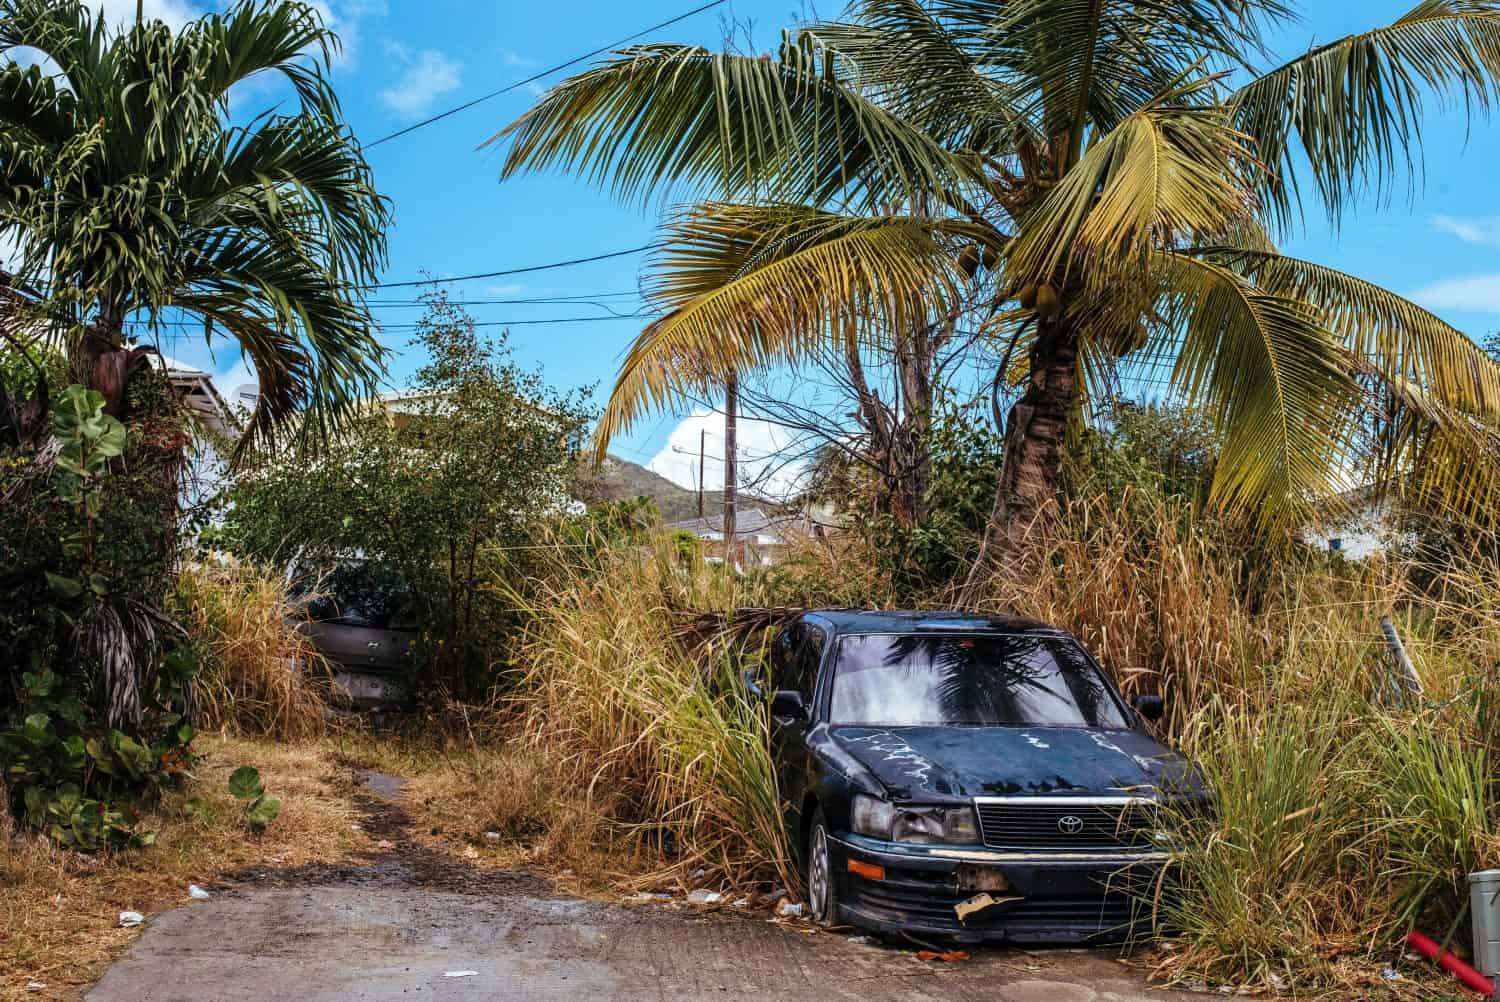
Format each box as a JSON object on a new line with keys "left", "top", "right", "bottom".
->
{"left": 1057, "top": 815, "right": 1085, "bottom": 835}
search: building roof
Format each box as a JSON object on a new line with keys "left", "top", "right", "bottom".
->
{"left": 668, "top": 506, "right": 796, "bottom": 539}
{"left": 157, "top": 355, "right": 237, "bottom": 438}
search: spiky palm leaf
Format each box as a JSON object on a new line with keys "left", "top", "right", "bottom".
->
{"left": 496, "top": 40, "right": 974, "bottom": 209}
{"left": 593, "top": 202, "right": 988, "bottom": 453}
{"left": 502, "top": 0, "right": 1500, "bottom": 539}
{"left": 0, "top": 0, "right": 389, "bottom": 453}
{"left": 1231, "top": 0, "right": 1500, "bottom": 225}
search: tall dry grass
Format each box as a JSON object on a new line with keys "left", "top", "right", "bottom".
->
{"left": 176, "top": 561, "right": 336, "bottom": 740}
{"left": 498, "top": 538, "right": 797, "bottom": 891}
{"left": 954, "top": 487, "right": 1500, "bottom": 991}
{"left": 456, "top": 528, "right": 884, "bottom": 893}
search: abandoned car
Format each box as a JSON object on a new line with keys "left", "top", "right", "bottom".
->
{"left": 285, "top": 559, "right": 418, "bottom": 708}
{"left": 750, "top": 610, "right": 1207, "bottom": 944}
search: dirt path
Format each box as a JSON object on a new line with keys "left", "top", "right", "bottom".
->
{"left": 86, "top": 770, "right": 1201, "bottom": 1002}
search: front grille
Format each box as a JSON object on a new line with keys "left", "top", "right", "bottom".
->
{"left": 975, "top": 799, "right": 1159, "bottom": 852}
{"left": 849, "top": 865, "right": 1145, "bottom": 939}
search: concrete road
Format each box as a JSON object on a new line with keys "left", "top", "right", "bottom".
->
{"left": 86, "top": 774, "right": 1198, "bottom": 1002}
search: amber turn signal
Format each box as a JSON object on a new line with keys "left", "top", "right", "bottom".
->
{"left": 847, "top": 859, "right": 886, "bottom": 881}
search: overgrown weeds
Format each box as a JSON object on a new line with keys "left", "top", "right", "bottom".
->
{"left": 176, "top": 561, "right": 335, "bottom": 741}
{"left": 498, "top": 533, "right": 805, "bottom": 892}
{"left": 958, "top": 486, "right": 1500, "bottom": 992}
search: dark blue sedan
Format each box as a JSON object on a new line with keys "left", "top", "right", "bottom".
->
{"left": 751, "top": 610, "right": 1206, "bottom": 944}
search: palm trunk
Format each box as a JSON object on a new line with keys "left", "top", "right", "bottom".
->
{"left": 963, "top": 317, "right": 1080, "bottom": 597}
{"left": 892, "top": 320, "right": 938, "bottom": 525}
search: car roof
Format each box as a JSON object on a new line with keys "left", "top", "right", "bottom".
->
{"left": 802, "top": 609, "right": 1064, "bottom": 636}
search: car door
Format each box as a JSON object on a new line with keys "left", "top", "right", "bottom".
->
{"left": 771, "top": 622, "right": 824, "bottom": 853}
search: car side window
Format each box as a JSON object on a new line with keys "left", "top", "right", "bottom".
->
{"left": 797, "top": 627, "right": 825, "bottom": 703}
{"left": 771, "top": 624, "right": 802, "bottom": 693}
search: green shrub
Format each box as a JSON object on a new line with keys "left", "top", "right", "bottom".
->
{"left": 1, "top": 382, "right": 200, "bottom": 849}
{"left": 221, "top": 293, "right": 592, "bottom": 698}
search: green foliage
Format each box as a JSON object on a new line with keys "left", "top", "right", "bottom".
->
{"left": 1, "top": 661, "right": 196, "bottom": 850}
{"left": 222, "top": 293, "right": 593, "bottom": 696}
{"left": 0, "top": 342, "right": 66, "bottom": 398}
{"left": 226, "top": 765, "right": 281, "bottom": 833}
{"left": 851, "top": 400, "right": 1002, "bottom": 597}
{"left": 1068, "top": 399, "right": 1218, "bottom": 506}
{"left": 0, "top": 0, "right": 391, "bottom": 448}
{"left": 1, "top": 379, "right": 199, "bottom": 850}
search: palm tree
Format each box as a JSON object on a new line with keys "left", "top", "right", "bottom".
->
{"left": 0, "top": 0, "right": 390, "bottom": 451}
{"left": 497, "top": 0, "right": 1500, "bottom": 577}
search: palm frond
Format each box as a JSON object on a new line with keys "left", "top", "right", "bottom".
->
{"left": 1161, "top": 253, "right": 1355, "bottom": 528}
{"left": 986, "top": 0, "right": 1288, "bottom": 147}
{"left": 171, "top": 227, "right": 384, "bottom": 457}
{"left": 1231, "top": 0, "right": 1500, "bottom": 226}
{"left": 1009, "top": 81, "right": 1258, "bottom": 289}
{"left": 495, "top": 42, "right": 972, "bottom": 209}
{"left": 593, "top": 202, "right": 988, "bottom": 455}
{"left": 0, "top": 0, "right": 107, "bottom": 97}
{"left": 1204, "top": 249, "right": 1500, "bottom": 415}
{"left": 806, "top": 1, "right": 1035, "bottom": 153}
{"left": 189, "top": 0, "right": 342, "bottom": 115}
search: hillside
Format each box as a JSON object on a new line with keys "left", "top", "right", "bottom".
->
{"left": 576, "top": 455, "right": 790, "bottom": 525}
{"left": 578, "top": 455, "right": 713, "bottom": 523}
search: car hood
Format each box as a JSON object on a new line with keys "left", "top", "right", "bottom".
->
{"left": 828, "top": 725, "right": 1202, "bottom": 801}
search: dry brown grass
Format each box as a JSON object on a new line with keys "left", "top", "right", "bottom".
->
{"left": 0, "top": 735, "right": 362, "bottom": 1001}
{"left": 177, "top": 561, "right": 337, "bottom": 740}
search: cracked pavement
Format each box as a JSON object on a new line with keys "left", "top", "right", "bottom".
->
{"left": 85, "top": 772, "right": 1200, "bottom": 1002}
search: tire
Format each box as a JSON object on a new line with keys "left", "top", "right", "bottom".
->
{"left": 805, "top": 807, "right": 837, "bottom": 926}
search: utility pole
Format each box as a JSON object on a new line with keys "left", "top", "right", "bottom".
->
{"left": 722, "top": 374, "right": 738, "bottom": 568}
{"left": 697, "top": 428, "right": 706, "bottom": 520}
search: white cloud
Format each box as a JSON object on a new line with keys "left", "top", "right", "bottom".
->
{"left": 379, "top": 43, "right": 462, "bottom": 119}
{"left": 1430, "top": 215, "right": 1500, "bottom": 248}
{"left": 646, "top": 409, "right": 808, "bottom": 500}
{"left": 1408, "top": 274, "right": 1500, "bottom": 313}
{"left": 500, "top": 50, "right": 533, "bottom": 67}
{"left": 485, "top": 283, "right": 525, "bottom": 297}
{"left": 91, "top": 0, "right": 200, "bottom": 30}
{"left": 306, "top": 0, "right": 387, "bottom": 71}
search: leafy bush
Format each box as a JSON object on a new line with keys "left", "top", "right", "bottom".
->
{"left": 848, "top": 399, "right": 1002, "bottom": 597}
{"left": 221, "top": 293, "right": 592, "bottom": 697}
{"left": 1, "top": 380, "right": 199, "bottom": 849}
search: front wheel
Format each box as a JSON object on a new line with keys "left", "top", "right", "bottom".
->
{"left": 805, "top": 808, "right": 837, "bottom": 926}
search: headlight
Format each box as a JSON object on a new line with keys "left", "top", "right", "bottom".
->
{"left": 850, "top": 795, "right": 979, "bottom": 845}
{"left": 851, "top": 795, "right": 895, "bottom": 838}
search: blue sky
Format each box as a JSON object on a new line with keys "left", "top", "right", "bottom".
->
{"left": 9, "top": 1, "right": 1500, "bottom": 491}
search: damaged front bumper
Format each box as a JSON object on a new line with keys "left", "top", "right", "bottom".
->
{"left": 828, "top": 833, "right": 1168, "bottom": 944}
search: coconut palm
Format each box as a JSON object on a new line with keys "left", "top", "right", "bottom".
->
{"left": 498, "top": 0, "right": 1500, "bottom": 575}
{"left": 0, "top": 0, "right": 389, "bottom": 451}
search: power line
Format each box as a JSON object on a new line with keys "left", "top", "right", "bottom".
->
{"left": 366, "top": 244, "right": 655, "bottom": 290}
{"left": 133, "top": 312, "right": 652, "bottom": 333}
{"left": 365, "top": 292, "right": 641, "bottom": 307}
{"left": 364, "top": 0, "right": 728, "bottom": 150}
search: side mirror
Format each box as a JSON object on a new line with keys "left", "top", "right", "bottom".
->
{"left": 771, "top": 689, "right": 807, "bottom": 720}
{"left": 744, "top": 670, "right": 764, "bottom": 698}
{"left": 1132, "top": 694, "right": 1165, "bottom": 722}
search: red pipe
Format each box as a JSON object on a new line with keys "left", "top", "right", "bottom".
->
{"left": 1408, "top": 930, "right": 1495, "bottom": 996}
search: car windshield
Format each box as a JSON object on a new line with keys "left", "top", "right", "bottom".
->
{"left": 829, "top": 633, "right": 1129, "bottom": 728}
{"left": 289, "top": 562, "right": 418, "bottom": 630}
